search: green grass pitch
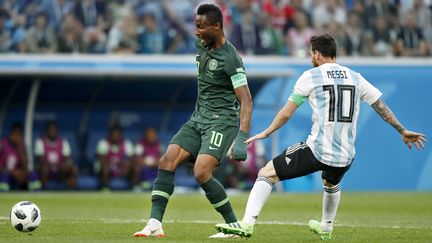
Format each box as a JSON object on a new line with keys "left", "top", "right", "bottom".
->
{"left": 1, "top": 192, "right": 431, "bottom": 242}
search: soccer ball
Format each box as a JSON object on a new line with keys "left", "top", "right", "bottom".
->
{"left": 10, "top": 201, "right": 41, "bottom": 232}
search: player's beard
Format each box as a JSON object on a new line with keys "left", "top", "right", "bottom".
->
{"left": 201, "top": 33, "right": 216, "bottom": 49}
{"left": 201, "top": 39, "right": 212, "bottom": 48}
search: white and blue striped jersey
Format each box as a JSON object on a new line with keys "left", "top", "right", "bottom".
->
{"left": 289, "top": 63, "right": 382, "bottom": 167}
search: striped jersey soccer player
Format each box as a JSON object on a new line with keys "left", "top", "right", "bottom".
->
{"left": 215, "top": 34, "right": 427, "bottom": 240}
{"left": 133, "top": 4, "right": 253, "bottom": 239}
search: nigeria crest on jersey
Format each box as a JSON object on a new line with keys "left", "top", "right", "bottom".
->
{"left": 209, "top": 59, "right": 218, "bottom": 70}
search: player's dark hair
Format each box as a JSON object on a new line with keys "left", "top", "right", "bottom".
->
{"left": 310, "top": 34, "right": 337, "bottom": 58}
{"left": 197, "top": 3, "right": 223, "bottom": 29}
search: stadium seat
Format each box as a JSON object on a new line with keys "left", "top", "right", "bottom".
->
{"left": 45, "top": 181, "right": 68, "bottom": 191}
{"left": 109, "top": 178, "right": 131, "bottom": 190}
{"left": 76, "top": 175, "right": 100, "bottom": 190}
{"left": 174, "top": 165, "right": 198, "bottom": 189}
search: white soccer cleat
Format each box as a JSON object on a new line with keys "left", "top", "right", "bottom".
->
{"left": 133, "top": 218, "right": 165, "bottom": 238}
{"left": 208, "top": 232, "right": 240, "bottom": 238}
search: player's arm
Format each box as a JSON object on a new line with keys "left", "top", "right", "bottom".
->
{"left": 371, "top": 99, "right": 427, "bottom": 150}
{"left": 246, "top": 71, "right": 309, "bottom": 144}
{"left": 246, "top": 100, "right": 298, "bottom": 144}
{"left": 230, "top": 82, "right": 253, "bottom": 161}
{"left": 234, "top": 85, "right": 253, "bottom": 134}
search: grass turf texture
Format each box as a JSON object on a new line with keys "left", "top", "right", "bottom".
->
{"left": 0, "top": 192, "right": 431, "bottom": 242}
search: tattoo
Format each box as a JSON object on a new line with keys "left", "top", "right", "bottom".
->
{"left": 372, "top": 99, "right": 406, "bottom": 134}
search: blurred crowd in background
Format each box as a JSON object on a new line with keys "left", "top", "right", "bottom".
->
{"left": 0, "top": 0, "right": 430, "bottom": 56}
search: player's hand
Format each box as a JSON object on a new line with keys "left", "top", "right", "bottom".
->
{"left": 231, "top": 130, "right": 248, "bottom": 161}
{"left": 401, "top": 130, "right": 427, "bottom": 150}
{"left": 245, "top": 131, "right": 268, "bottom": 144}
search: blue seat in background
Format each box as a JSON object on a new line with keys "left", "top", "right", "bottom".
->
{"left": 45, "top": 181, "right": 68, "bottom": 190}
{"left": 123, "top": 130, "right": 140, "bottom": 144}
{"left": 77, "top": 175, "right": 100, "bottom": 190}
{"left": 175, "top": 174, "right": 198, "bottom": 188}
{"left": 109, "top": 178, "right": 130, "bottom": 190}
{"left": 174, "top": 164, "right": 198, "bottom": 189}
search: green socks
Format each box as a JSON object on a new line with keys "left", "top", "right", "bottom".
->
{"left": 150, "top": 172, "right": 237, "bottom": 224}
{"left": 200, "top": 177, "right": 237, "bottom": 223}
{"left": 150, "top": 169, "right": 175, "bottom": 221}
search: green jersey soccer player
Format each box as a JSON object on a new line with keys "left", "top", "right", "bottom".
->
{"left": 134, "top": 3, "right": 253, "bottom": 239}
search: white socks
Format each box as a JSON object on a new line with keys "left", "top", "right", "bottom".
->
{"left": 242, "top": 176, "right": 273, "bottom": 224}
{"left": 242, "top": 178, "right": 340, "bottom": 232}
{"left": 321, "top": 184, "right": 341, "bottom": 231}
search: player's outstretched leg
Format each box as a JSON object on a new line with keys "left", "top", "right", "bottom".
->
{"left": 133, "top": 218, "right": 164, "bottom": 238}
{"left": 214, "top": 175, "right": 274, "bottom": 238}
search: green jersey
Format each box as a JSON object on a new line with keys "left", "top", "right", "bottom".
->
{"left": 191, "top": 39, "right": 248, "bottom": 126}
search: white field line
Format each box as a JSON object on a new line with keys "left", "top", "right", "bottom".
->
{"left": 2, "top": 217, "right": 428, "bottom": 230}
{"left": 102, "top": 219, "right": 432, "bottom": 230}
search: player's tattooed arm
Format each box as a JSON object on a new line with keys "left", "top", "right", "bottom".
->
{"left": 372, "top": 99, "right": 406, "bottom": 134}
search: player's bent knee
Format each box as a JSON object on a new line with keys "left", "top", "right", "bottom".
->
{"left": 322, "top": 179, "right": 337, "bottom": 188}
{"left": 257, "top": 169, "right": 268, "bottom": 178}
{"left": 158, "top": 155, "right": 176, "bottom": 171}
{"left": 158, "top": 144, "right": 190, "bottom": 171}
{"left": 257, "top": 175, "right": 278, "bottom": 184}
{"left": 257, "top": 161, "right": 278, "bottom": 181}
{"left": 257, "top": 171, "right": 279, "bottom": 184}
{"left": 193, "top": 168, "right": 211, "bottom": 183}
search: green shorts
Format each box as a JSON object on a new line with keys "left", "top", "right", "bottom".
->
{"left": 170, "top": 120, "right": 238, "bottom": 162}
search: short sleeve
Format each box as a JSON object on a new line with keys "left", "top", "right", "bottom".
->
{"left": 124, "top": 140, "right": 134, "bottom": 157}
{"left": 34, "top": 138, "right": 44, "bottom": 156}
{"left": 96, "top": 139, "right": 109, "bottom": 155}
{"left": 225, "top": 50, "right": 248, "bottom": 89}
{"left": 224, "top": 50, "right": 244, "bottom": 76}
{"left": 288, "top": 71, "right": 312, "bottom": 106}
{"left": 358, "top": 74, "right": 382, "bottom": 105}
{"left": 62, "top": 139, "right": 71, "bottom": 157}
{"left": 292, "top": 71, "right": 312, "bottom": 97}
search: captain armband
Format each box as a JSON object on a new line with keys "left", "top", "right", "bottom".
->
{"left": 231, "top": 72, "right": 248, "bottom": 89}
{"left": 288, "top": 93, "right": 306, "bottom": 106}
